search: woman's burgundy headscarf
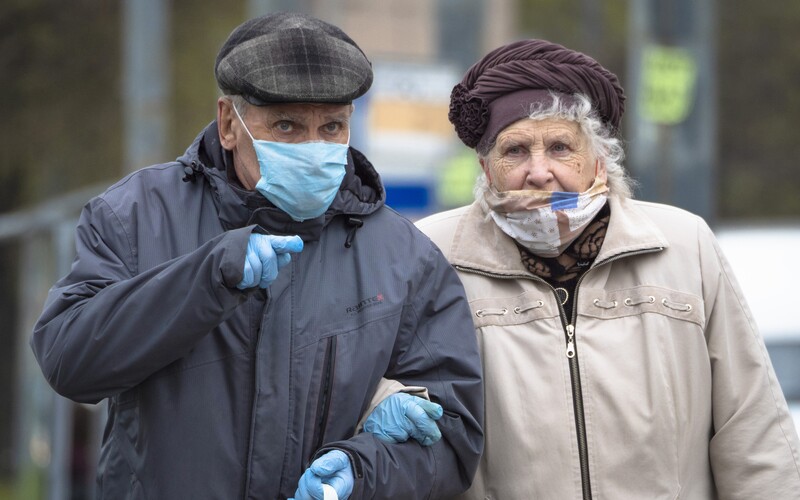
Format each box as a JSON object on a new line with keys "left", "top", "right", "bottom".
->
{"left": 448, "top": 39, "right": 626, "bottom": 152}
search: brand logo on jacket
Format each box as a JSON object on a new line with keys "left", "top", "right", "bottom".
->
{"left": 346, "top": 293, "right": 384, "bottom": 315}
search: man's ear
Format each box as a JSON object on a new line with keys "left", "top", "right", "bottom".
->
{"left": 217, "top": 98, "right": 236, "bottom": 150}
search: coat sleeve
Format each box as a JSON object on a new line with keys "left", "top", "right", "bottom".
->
{"left": 702, "top": 221, "right": 800, "bottom": 498}
{"left": 317, "top": 242, "right": 484, "bottom": 499}
{"left": 30, "top": 196, "right": 254, "bottom": 404}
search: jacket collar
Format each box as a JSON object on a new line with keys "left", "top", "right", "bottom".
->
{"left": 177, "top": 121, "right": 385, "bottom": 241}
{"left": 448, "top": 195, "right": 669, "bottom": 276}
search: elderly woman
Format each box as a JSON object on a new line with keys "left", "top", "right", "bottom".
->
{"left": 412, "top": 40, "right": 800, "bottom": 499}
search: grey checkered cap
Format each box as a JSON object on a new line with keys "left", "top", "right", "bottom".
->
{"left": 215, "top": 12, "right": 373, "bottom": 104}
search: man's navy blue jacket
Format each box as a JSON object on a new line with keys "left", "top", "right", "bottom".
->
{"left": 31, "top": 122, "right": 484, "bottom": 499}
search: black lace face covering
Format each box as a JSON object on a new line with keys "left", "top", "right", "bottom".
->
{"left": 519, "top": 203, "right": 610, "bottom": 312}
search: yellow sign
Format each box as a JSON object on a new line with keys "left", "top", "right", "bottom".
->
{"left": 369, "top": 99, "right": 453, "bottom": 137}
{"left": 640, "top": 45, "right": 697, "bottom": 125}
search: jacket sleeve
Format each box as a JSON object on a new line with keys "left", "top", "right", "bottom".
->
{"left": 318, "top": 242, "right": 484, "bottom": 499}
{"left": 30, "top": 196, "right": 254, "bottom": 404}
{"left": 702, "top": 221, "right": 800, "bottom": 498}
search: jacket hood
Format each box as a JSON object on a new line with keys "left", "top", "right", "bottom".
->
{"left": 177, "top": 121, "right": 386, "bottom": 240}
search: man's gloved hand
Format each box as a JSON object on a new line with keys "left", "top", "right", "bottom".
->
{"left": 290, "top": 450, "right": 354, "bottom": 500}
{"left": 363, "top": 393, "right": 443, "bottom": 446}
{"left": 236, "top": 233, "right": 303, "bottom": 290}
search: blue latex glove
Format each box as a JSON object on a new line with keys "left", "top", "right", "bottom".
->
{"left": 363, "top": 392, "right": 443, "bottom": 446}
{"left": 236, "top": 233, "right": 303, "bottom": 290}
{"left": 290, "top": 450, "right": 354, "bottom": 500}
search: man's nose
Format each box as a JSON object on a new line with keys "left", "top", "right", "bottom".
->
{"left": 293, "top": 131, "right": 317, "bottom": 143}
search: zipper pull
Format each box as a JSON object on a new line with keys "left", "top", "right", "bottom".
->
{"left": 566, "top": 324, "right": 576, "bottom": 358}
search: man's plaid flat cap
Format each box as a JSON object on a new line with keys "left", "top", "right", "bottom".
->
{"left": 215, "top": 12, "right": 373, "bottom": 105}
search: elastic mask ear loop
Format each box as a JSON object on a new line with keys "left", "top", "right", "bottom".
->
{"left": 346, "top": 103, "right": 354, "bottom": 147}
{"left": 231, "top": 101, "right": 256, "bottom": 142}
{"left": 593, "top": 157, "right": 608, "bottom": 186}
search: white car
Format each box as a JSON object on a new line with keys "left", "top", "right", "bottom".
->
{"left": 715, "top": 225, "right": 800, "bottom": 429}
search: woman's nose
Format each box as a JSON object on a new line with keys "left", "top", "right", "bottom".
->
{"left": 523, "top": 154, "right": 553, "bottom": 188}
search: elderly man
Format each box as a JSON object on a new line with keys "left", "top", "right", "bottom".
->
{"left": 410, "top": 40, "right": 800, "bottom": 499}
{"left": 30, "top": 13, "right": 483, "bottom": 499}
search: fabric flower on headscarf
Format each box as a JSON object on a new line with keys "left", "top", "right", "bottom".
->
{"left": 449, "top": 83, "right": 490, "bottom": 149}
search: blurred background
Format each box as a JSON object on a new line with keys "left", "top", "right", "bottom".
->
{"left": 1, "top": 0, "right": 798, "bottom": 498}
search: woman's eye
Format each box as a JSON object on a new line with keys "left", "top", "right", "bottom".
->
{"left": 505, "top": 146, "right": 524, "bottom": 156}
{"left": 551, "top": 143, "right": 570, "bottom": 153}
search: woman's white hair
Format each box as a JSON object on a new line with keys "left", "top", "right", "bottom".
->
{"left": 474, "top": 92, "right": 635, "bottom": 200}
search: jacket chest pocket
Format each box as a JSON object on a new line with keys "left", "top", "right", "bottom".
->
{"left": 293, "top": 308, "right": 404, "bottom": 466}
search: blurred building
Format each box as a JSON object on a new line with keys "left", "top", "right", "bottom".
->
{"left": 322, "top": 0, "right": 518, "bottom": 216}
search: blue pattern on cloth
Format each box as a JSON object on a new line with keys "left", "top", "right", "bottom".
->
{"left": 549, "top": 191, "right": 580, "bottom": 210}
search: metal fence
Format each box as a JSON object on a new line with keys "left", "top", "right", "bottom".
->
{"left": 1, "top": 183, "right": 109, "bottom": 500}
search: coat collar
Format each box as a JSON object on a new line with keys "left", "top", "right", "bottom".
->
{"left": 447, "top": 195, "right": 669, "bottom": 276}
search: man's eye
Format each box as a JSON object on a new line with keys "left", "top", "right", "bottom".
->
{"left": 275, "top": 121, "right": 293, "bottom": 132}
{"left": 323, "top": 122, "right": 342, "bottom": 134}
{"left": 551, "top": 143, "right": 570, "bottom": 153}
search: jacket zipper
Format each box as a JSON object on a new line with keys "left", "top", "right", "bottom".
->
{"left": 244, "top": 290, "right": 269, "bottom": 500}
{"left": 456, "top": 246, "right": 661, "bottom": 500}
{"left": 312, "top": 336, "right": 337, "bottom": 453}
{"left": 560, "top": 283, "right": 591, "bottom": 499}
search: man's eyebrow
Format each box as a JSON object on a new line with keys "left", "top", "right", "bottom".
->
{"left": 323, "top": 111, "right": 352, "bottom": 123}
{"left": 265, "top": 109, "right": 351, "bottom": 123}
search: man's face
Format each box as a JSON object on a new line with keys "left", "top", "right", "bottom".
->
{"left": 480, "top": 117, "right": 605, "bottom": 193}
{"left": 218, "top": 100, "right": 353, "bottom": 190}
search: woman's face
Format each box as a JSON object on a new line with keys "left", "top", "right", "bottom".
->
{"left": 480, "top": 117, "right": 605, "bottom": 193}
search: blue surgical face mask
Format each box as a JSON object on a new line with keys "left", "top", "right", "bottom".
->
{"left": 233, "top": 105, "right": 349, "bottom": 222}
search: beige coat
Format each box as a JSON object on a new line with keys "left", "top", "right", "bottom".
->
{"left": 416, "top": 196, "right": 800, "bottom": 500}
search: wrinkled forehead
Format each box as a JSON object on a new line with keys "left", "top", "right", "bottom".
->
{"left": 255, "top": 102, "right": 353, "bottom": 121}
{"left": 495, "top": 117, "right": 584, "bottom": 143}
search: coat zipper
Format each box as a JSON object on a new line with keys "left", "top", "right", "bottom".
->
{"left": 560, "top": 283, "right": 591, "bottom": 499}
{"left": 455, "top": 246, "right": 661, "bottom": 500}
{"left": 312, "top": 336, "right": 337, "bottom": 453}
{"left": 244, "top": 290, "right": 270, "bottom": 499}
